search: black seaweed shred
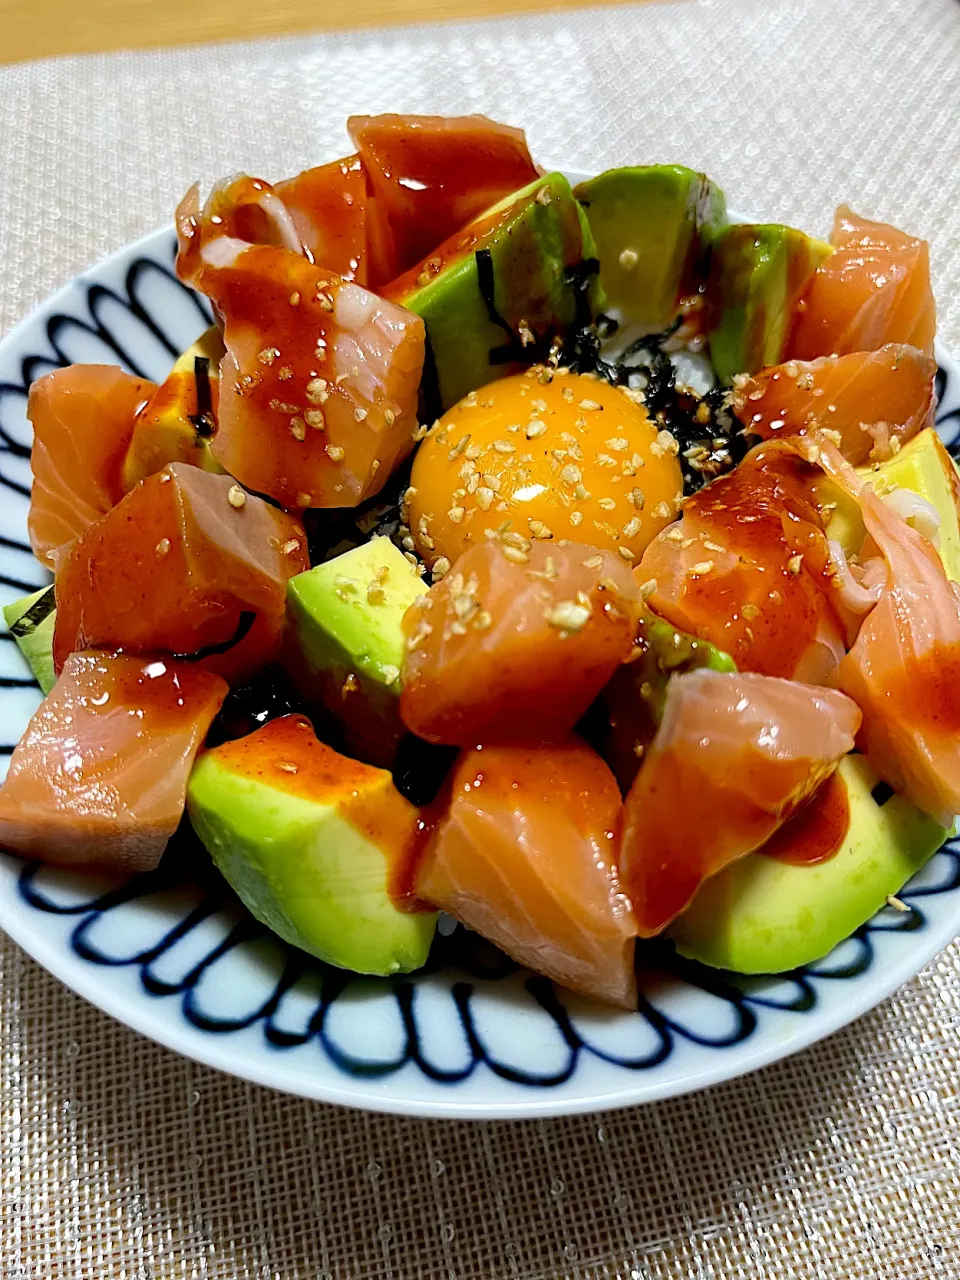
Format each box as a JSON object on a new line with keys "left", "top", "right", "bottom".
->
{"left": 302, "top": 457, "right": 412, "bottom": 567}
{"left": 9, "top": 585, "right": 56, "bottom": 638}
{"left": 188, "top": 357, "right": 216, "bottom": 438}
{"left": 206, "top": 666, "right": 310, "bottom": 749}
{"left": 392, "top": 735, "right": 458, "bottom": 806}
{"left": 559, "top": 305, "right": 756, "bottom": 495}
{"left": 173, "top": 610, "right": 256, "bottom": 662}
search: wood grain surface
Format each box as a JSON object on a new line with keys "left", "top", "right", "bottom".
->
{"left": 2, "top": 0, "right": 655, "bottom": 64}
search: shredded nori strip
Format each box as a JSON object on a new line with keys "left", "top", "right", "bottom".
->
{"left": 188, "top": 357, "right": 216, "bottom": 438}
{"left": 392, "top": 734, "right": 458, "bottom": 807}
{"left": 9, "top": 586, "right": 56, "bottom": 638}
{"left": 558, "top": 306, "right": 756, "bottom": 495}
{"left": 303, "top": 457, "right": 412, "bottom": 566}
{"left": 206, "top": 665, "right": 310, "bottom": 749}
{"left": 173, "top": 610, "right": 256, "bottom": 662}
{"left": 419, "top": 331, "right": 443, "bottom": 427}
{"left": 871, "top": 781, "right": 895, "bottom": 808}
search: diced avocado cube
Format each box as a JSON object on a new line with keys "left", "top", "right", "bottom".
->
{"left": 574, "top": 165, "right": 727, "bottom": 329}
{"left": 121, "top": 326, "right": 226, "bottom": 490}
{"left": 187, "top": 714, "right": 437, "bottom": 975}
{"left": 284, "top": 536, "right": 427, "bottom": 768}
{"left": 670, "top": 755, "right": 947, "bottom": 973}
{"left": 598, "top": 613, "right": 734, "bottom": 792}
{"left": 3, "top": 586, "right": 56, "bottom": 693}
{"left": 387, "top": 173, "right": 595, "bottom": 414}
{"left": 707, "top": 224, "right": 831, "bottom": 382}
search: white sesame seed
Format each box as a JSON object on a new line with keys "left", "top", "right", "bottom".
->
{"left": 306, "top": 378, "right": 329, "bottom": 405}
{"left": 578, "top": 399, "right": 602, "bottom": 412}
{"left": 326, "top": 445, "right": 345, "bottom": 462}
{"left": 476, "top": 487, "right": 494, "bottom": 511}
{"left": 547, "top": 601, "right": 591, "bottom": 632}
{"left": 283, "top": 538, "right": 301, "bottom": 556}
{"left": 618, "top": 546, "right": 636, "bottom": 561}
{"left": 290, "top": 418, "right": 306, "bottom": 441}
{"left": 257, "top": 347, "right": 280, "bottom": 366}
{"left": 448, "top": 506, "right": 465, "bottom": 524}
{"left": 501, "top": 544, "right": 529, "bottom": 564}
{"left": 227, "top": 485, "right": 246, "bottom": 509}
{"left": 690, "top": 560, "right": 714, "bottom": 575}
{"left": 155, "top": 538, "right": 171, "bottom": 557}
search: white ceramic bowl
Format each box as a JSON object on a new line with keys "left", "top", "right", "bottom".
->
{"left": 1, "top": 212, "right": 959, "bottom": 1119}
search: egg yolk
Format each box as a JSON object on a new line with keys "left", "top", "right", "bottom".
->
{"left": 406, "top": 367, "right": 683, "bottom": 571}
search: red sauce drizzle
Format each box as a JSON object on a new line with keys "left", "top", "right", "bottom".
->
{"left": 761, "top": 771, "right": 850, "bottom": 866}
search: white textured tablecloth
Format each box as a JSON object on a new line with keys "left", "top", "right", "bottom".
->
{"left": 3, "top": 1, "right": 960, "bottom": 1275}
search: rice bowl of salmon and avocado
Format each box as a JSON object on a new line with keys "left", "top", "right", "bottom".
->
{"left": 1, "top": 112, "right": 958, "bottom": 1116}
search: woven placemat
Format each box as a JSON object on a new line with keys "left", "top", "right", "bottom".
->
{"left": 3, "top": 1, "right": 960, "bottom": 1275}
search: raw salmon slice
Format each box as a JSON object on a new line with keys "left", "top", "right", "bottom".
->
{"left": 347, "top": 114, "right": 540, "bottom": 286}
{"left": 27, "top": 365, "right": 156, "bottom": 567}
{"left": 790, "top": 206, "right": 935, "bottom": 360}
{"left": 418, "top": 739, "right": 637, "bottom": 1007}
{"left": 638, "top": 445, "right": 847, "bottom": 682}
{"left": 733, "top": 344, "right": 936, "bottom": 466}
{"left": 0, "top": 651, "right": 226, "bottom": 871}
{"left": 275, "top": 155, "right": 369, "bottom": 284}
{"left": 175, "top": 175, "right": 304, "bottom": 287}
{"left": 401, "top": 538, "right": 640, "bottom": 747}
{"left": 53, "top": 463, "right": 309, "bottom": 683}
{"left": 197, "top": 241, "right": 424, "bottom": 509}
{"left": 801, "top": 437, "right": 960, "bottom": 825}
{"left": 620, "top": 668, "right": 861, "bottom": 936}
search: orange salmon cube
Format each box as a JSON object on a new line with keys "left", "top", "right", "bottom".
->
{"left": 401, "top": 539, "right": 640, "bottom": 746}
{"left": 53, "top": 464, "right": 308, "bottom": 683}
{"left": 0, "top": 651, "right": 226, "bottom": 871}
{"left": 418, "top": 739, "right": 637, "bottom": 1007}
{"left": 27, "top": 365, "right": 156, "bottom": 567}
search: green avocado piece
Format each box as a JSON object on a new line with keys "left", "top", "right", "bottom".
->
{"left": 823, "top": 427, "right": 960, "bottom": 582}
{"left": 707, "top": 224, "right": 831, "bottom": 382}
{"left": 598, "top": 614, "right": 735, "bottom": 792}
{"left": 284, "top": 536, "right": 427, "bottom": 768}
{"left": 187, "top": 716, "right": 437, "bottom": 975}
{"left": 670, "top": 755, "right": 947, "bottom": 973}
{"left": 868, "top": 428, "right": 960, "bottom": 583}
{"left": 3, "top": 587, "right": 56, "bottom": 693}
{"left": 574, "top": 165, "right": 727, "bottom": 329}
{"left": 390, "top": 172, "right": 595, "bottom": 413}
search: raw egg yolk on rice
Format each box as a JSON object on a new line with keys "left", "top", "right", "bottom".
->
{"left": 406, "top": 367, "right": 683, "bottom": 571}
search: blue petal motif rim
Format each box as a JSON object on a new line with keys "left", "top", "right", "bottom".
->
{"left": 0, "top": 223, "right": 959, "bottom": 1120}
